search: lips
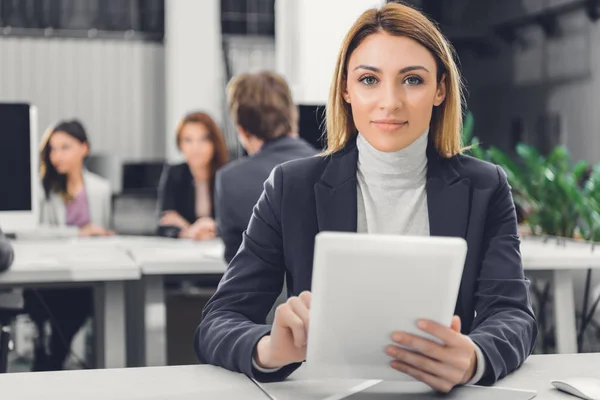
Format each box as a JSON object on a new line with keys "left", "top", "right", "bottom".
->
{"left": 372, "top": 120, "right": 408, "bottom": 132}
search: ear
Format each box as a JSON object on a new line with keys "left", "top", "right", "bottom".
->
{"left": 81, "top": 142, "right": 90, "bottom": 157}
{"left": 434, "top": 73, "right": 447, "bottom": 107}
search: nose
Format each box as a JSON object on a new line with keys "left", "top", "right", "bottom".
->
{"left": 379, "top": 80, "right": 403, "bottom": 112}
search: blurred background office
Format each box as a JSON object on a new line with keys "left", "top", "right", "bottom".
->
{"left": 0, "top": 0, "right": 600, "bottom": 373}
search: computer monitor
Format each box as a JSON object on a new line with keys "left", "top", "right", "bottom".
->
{"left": 0, "top": 103, "right": 39, "bottom": 232}
{"left": 298, "top": 104, "right": 326, "bottom": 150}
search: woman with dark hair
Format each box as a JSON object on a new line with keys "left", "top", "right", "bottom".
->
{"left": 26, "top": 119, "right": 113, "bottom": 371}
{"left": 38, "top": 120, "right": 113, "bottom": 236}
{"left": 157, "top": 111, "right": 229, "bottom": 240}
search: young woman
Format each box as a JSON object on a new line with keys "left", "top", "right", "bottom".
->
{"left": 195, "top": 3, "right": 537, "bottom": 392}
{"left": 26, "top": 119, "right": 113, "bottom": 371}
{"left": 157, "top": 111, "right": 228, "bottom": 240}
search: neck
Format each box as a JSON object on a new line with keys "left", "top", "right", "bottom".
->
{"left": 190, "top": 166, "right": 210, "bottom": 182}
{"left": 245, "top": 136, "right": 265, "bottom": 155}
{"left": 357, "top": 129, "right": 429, "bottom": 177}
{"left": 66, "top": 168, "right": 84, "bottom": 194}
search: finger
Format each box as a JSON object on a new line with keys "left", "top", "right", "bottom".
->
{"left": 391, "top": 361, "right": 455, "bottom": 394}
{"left": 450, "top": 316, "right": 461, "bottom": 333}
{"left": 386, "top": 345, "right": 464, "bottom": 384}
{"left": 288, "top": 297, "right": 310, "bottom": 333}
{"left": 298, "top": 291, "right": 312, "bottom": 308}
{"left": 276, "top": 304, "right": 307, "bottom": 348}
{"left": 416, "top": 319, "right": 463, "bottom": 347}
{"left": 391, "top": 332, "right": 448, "bottom": 363}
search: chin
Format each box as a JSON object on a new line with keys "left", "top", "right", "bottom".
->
{"left": 366, "top": 136, "right": 413, "bottom": 153}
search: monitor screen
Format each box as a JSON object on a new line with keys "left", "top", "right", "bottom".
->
{"left": 122, "top": 162, "right": 166, "bottom": 193}
{"left": 0, "top": 103, "right": 33, "bottom": 212}
{"left": 298, "top": 104, "right": 327, "bottom": 150}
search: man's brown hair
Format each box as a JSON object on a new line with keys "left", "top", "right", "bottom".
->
{"left": 227, "top": 70, "right": 298, "bottom": 141}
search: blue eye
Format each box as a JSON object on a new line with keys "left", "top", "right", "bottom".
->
{"left": 359, "top": 75, "right": 378, "bottom": 86}
{"left": 405, "top": 76, "right": 423, "bottom": 85}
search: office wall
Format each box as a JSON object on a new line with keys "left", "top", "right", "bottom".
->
{"left": 0, "top": 36, "right": 165, "bottom": 161}
{"left": 276, "top": 0, "right": 381, "bottom": 104}
{"left": 459, "top": 3, "right": 600, "bottom": 163}
{"left": 164, "top": 0, "right": 223, "bottom": 162}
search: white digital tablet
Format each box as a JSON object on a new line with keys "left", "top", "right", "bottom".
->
{"left": 306, "top": 232, "right": 467, "bottom": 381}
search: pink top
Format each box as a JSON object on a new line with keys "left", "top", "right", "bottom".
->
{"left": 66, "top": 190, "right": 91, "bottom": 228}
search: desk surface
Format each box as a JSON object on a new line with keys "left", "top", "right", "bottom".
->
{"left": 521, "top": 238, "right": 600, "bottom": 270}
{"left": 0, "top": 354, "right": 596, "bottom": 400}
{"left": 0, "top": 241, "right": 139, "bottom": 285}
{"left": 0, "top": 365, "right": 267, "bottom": 400}
{"left": 264, "top": 354, "right": 597, "bottom": 400}
{"left": 70, "top": 236, "right": 227, "bottom": 275}
{"left": 12, "top": 234, "right": 600, "bottom": 277}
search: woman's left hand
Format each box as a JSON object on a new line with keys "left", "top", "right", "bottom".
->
{"left": 386, "top": 316, "right": 477, "bottom": 393}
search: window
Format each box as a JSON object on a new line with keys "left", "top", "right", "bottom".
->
{"left": 0, "top": 0, "right": 164, "bottom": 41}
{"left": 221, "top": 0, "right": 275, "bottom": 37}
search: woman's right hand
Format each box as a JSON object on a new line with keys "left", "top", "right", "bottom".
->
{"left": 160, "top": 211, "right": 190, "bottom": 230}
{"left": 254, "top": 291, "right": 312, "bottom": 369}
{"left": 79, "top": 224, "right": 114, "bottom": 237}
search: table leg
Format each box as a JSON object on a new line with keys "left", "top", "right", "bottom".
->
{"left": 94, "top": 281, "right": 126, "bottom": 368}
{"left": 127, "top": 276, "right": 166, "bottom": 367}
{"left": 553, "top": 270, "right": 578, "bottom": 354}
{"left": 143, "top": 275, "right": 167, "bottom": 366}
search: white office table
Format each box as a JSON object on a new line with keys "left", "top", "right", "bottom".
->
{"left": 0, "top": 240, "right": 140, "bottom": 368}
{"left": 121, "top": 238, "right": 227, "bottom": 367}
{"left": 521, "top": 238, "right": 600, "bottom": 354}
{"left": 262, "top": 353, "right": 599, "bottom": 399}
{"left": 0, "top": 354, "right": 596, "bottom": 399}
{"left": 0, "top": 365, "right": 267, "bottom": 400}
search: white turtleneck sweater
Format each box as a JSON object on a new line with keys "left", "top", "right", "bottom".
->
{"left": 356, "top": 131, "right": 430, "bottom": 236}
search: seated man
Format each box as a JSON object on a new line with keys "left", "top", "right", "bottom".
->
{"left": 216, "top": 71, "right": 317, "bottom": 263}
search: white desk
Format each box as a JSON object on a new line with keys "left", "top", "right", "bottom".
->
{"left": 122, "top": 238, "right": 226, "bottom": 367}
{"left": 262, "top": 353, "right": 599, "bottom": 399}
{"left": 1, "top": 241, "right": 140, "bottom": 368}
{"left": 0, "top": 354, "right": 596, "bottom": 399}
{"left": 0, "top": 365, "right": 267, "bottom": 400}
{"left": 521, "top": 238, "right": 600, "bottom": 354}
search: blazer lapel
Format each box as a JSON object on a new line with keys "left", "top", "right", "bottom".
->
{"left": 82, "top": 170, "right": 100, "bottom": 226}
{"left": 51, "top": 193, "right": 67, "bottom": 226}
{"left": 314, "top": 140, "right": 358, "bottom": 233}
{"left": 426, "top": 143, "right": 471, "bottom": 239}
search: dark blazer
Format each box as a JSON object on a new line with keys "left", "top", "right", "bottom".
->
{"left": 215, "top": 136, "right": 318, "bottom": 263}
{"left": 156, "top": 163, "right": 214, "bottom": 238}
{"left": 0, "top": 227, "right": 13, "bottom": 272}
{"left": 195, "top": 137, "right": 537, "bottom": 385}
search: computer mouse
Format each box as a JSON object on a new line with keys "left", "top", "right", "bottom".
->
{"left": 552, "top": 377, "right": 600, "bottom": 400}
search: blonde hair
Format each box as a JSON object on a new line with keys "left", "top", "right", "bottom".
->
{"left": 326, "top": 2, "right": 464, "bottom": 157}
{"left": 227, "top": 70, "right": 298, "bottom": 141}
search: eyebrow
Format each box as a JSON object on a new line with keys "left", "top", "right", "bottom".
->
{"left": 352, "top": 65, "right": 430, "bottom": 74}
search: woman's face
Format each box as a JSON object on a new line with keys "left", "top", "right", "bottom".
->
{"left": 48, "top": 131, "right": 88, "bottom": 174}
{"left": 344, "top": 33, "right": 446, "bottom": 152}
{"left": 179, "top": 122, "right": 215, "bottom": 170}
